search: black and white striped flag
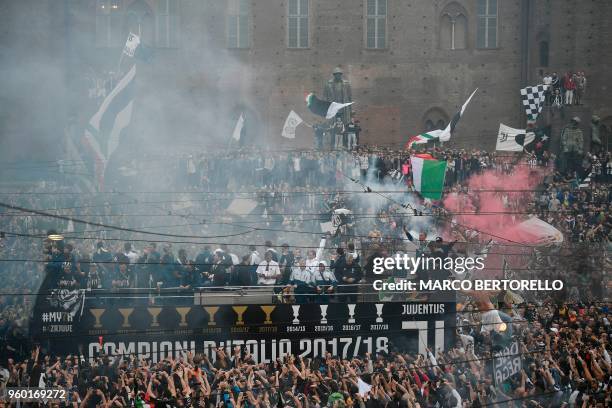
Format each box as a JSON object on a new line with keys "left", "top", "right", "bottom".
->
{"left": 82, "top": 65, "right": 136, "bottom": 190}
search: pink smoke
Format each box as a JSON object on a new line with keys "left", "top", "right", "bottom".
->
{"left": 442, "top": 165, "right": 549, "bottom": 278}
{"left": 443, "top": 166, "right": 545, "bottom": 243}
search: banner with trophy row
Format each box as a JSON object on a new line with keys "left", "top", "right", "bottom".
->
{"left": 33, "top": 297, "right": 456, "bottom": 362}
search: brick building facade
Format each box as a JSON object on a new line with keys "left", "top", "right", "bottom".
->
{"left": 1, "top": 0, "right": 611, "bottom": 160}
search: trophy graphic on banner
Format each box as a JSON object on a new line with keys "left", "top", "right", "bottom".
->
{"left": 204, "top": 306, "right": 219, "bottom": 326}
{"left": 90, "top": 308, "right": 105, "bottom": 328}
{"left": 375, "top": 304, "right": 384, "bottom": 323}
{"left": 233, "top": 306, "right": 248, "bottom": 325}
{"left": 147, "top": 308, "right": 161, "bottom": 327}
{"left": 175, "top": 307, "right": 190, "bottom": 327}
{"left": 118, "top": 308, "right": 134, "bottom": 328}
{"left": 292, "top": 305, "right": 301, "bottom": 325}
{"left": 320, "top": 305, "right": 328, "bottom": 324}
{"left": 347, "top": 304, "right": 356, "bottom": 323}
{"left": 261, "top": 306, "right": 275, "bottom": 324}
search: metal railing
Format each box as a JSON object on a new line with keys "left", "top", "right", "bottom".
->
{"left": 60, "top": 281, "right": 456, "bottom": 305}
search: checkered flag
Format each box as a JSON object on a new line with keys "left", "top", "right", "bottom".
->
{"left": 520, "top": 84, "right": 549, "bottom": 120}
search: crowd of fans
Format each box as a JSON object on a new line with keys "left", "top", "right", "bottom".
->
{"left": 179, "top": 145, "right": 561, "bottom": 192}
{"left": 1, "top": 300, "right": 611, "bottom": 407}
{"left": 0, "top": 144, "right": 610, "bottom": 296}
{"left": 1, "top": 136, "right": 611, "bottom": 406}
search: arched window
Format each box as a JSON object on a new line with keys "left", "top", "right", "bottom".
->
{"left": 440, "top": 2, "right": 468, "bottom": 50}
{"left": 422, "top": 107, "right": 449, "bottom": 133}
{"left": 454, "top": 14, "right": 467, "bottom": 49}
{"left": 125, "top": 0, "right": 154, "bottom": 45}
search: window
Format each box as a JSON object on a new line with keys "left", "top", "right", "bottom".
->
{"left": 424, "top": 119, "right": 446, "bottom": 132}
{"left": 477, "top": 0, "right": 497, "bottom": 48}
{"left": 156, "top": 0, "right": 179, "bottom": 48}
{"left": 96, "top": 0, "right": 123, "bottom": 47}
{"left": 422, "top": 108, "right": 448, "bottom": 133}
{"left": 366, "top": 0, "right": 387, "bottom": 49}
{"left": 440, "top": 3, "right": 467, "bottom": 50}
{"left": 228, "top": 0, "right": 250, "bottom": 48}
{"left": 288, "top": 0, "right": 308, "bottom": 48}
{"left": 424, "top": 120, "right": 435, "bottom": 132}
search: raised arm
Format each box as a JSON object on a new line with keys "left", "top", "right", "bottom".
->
{"left": 315, "top": 238, "right": 326, "bottom": 262}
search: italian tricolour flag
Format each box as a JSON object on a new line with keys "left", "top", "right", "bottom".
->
{"left": 405, "top": 129, "right": 445, "bottom": 149}
{"left": 410, "top": 154, "right": 447, "bottom": 200}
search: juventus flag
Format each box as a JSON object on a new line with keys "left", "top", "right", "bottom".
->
{"left": 281, "top": 110, "right": 304, "bottom": 139}
{"left": 123, "top": 33, "right": 141, "bottom": 57}
{"left": 495, "top": 124, "right": 535, "bottom": 151}
{"left": 520, "top": 84, "right": 549, "bottom": 120}
{"left": 332, "top": 208, "right": 352, "bottom": 228}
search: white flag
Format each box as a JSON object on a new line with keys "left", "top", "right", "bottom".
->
{"left": 326, "top": 102, "right": 353, "bottom": 119}
{"left": 123, "top": 32, "right": 140, "bottom": 57}
{"left": 495, "top": 123, "right": 535, "bottom": 151}
{"left": 226, "top": 198, "right": 258, "bottom": 216}
{"left": 232, "top": 114, "right": 244, "bottom": 141}
{"left": 281, "top": 110, "right": 303, "bottom": 139}
{"left": 357, "top": 378, "right": 372, "bottom": 397}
